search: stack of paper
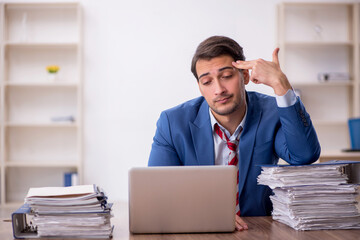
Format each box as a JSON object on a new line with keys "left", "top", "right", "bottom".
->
{"left": 24, "top": 184, "right": 113, "bottom": 238}
{"left": 257, "top": 162, "right": 360, "bottom": 230}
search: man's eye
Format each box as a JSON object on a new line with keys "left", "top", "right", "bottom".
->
{"left": 222, "top": 74, "right": 233, "bottom": 79}
{"left": 202, "top": 80, "right": 211, "bottom": 86}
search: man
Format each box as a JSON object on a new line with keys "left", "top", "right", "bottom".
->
{"left": 148, "top": 36, "right": 321, "bottom": 231}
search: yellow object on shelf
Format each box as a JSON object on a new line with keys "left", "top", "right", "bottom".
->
{"left": 46, "top": 65, "right": 60, "bottom": 73}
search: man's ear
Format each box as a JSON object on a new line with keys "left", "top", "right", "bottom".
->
{"left": 242, "top": 69, "right": 250, "bottom": 85}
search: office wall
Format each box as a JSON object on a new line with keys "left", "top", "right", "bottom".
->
{"left": 83, "top": 0, "right": 279, "bottom": 201}
{"left": 7, "top": 0, "right": 359, "bottom": 201}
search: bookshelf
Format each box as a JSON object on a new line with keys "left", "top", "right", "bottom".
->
{"left": 0, "top": 2, "right": 83, "bottom": 205}
{"left": 277, "top": 2, "right": 360, "bottom": 160}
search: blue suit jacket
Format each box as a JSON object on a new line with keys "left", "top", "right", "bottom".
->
{"left": 148, "top": 91, "right": 321, "bottom": 216}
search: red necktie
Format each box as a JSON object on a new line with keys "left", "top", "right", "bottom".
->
{"left": 214, "top": 124, "right": 241, "bottom": 216}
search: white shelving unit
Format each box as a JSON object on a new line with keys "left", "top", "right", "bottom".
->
{"left": 0, "top": 2, "right": 82, "bottom": 205}
{"left": 278, "top": 2, "right": 360, "bottom": 160}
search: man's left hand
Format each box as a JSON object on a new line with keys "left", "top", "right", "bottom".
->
{"left": 235, "top": 215, "right": 248, "bottom": 231}
{"left": 232, "top": 48, "right": 292, "bottom": 96}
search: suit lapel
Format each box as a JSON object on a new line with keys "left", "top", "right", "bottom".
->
{"left": 238, "top": 93, "right": 262, "bottom": 196}
{"left": 189, "top": 100, "right": 214, "bottom": 165}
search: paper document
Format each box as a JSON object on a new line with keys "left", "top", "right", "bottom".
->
{"left": 26, "top": 184, "right": 96, "bottom": 198}
{"left": 12, "top": 184, "right": 113, "bottom": 239}
{"left": 257, "top": 161, "right": 360, "bottom": 230}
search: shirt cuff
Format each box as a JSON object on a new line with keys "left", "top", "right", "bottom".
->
{"left": 275, "top": 89, "right": 297, "bottom": 107}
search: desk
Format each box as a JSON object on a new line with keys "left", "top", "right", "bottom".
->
{"left": 1, "top": 202, "right": 360, "bottom": 240}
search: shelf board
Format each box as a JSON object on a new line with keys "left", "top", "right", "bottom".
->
{"left": 292, "top": 81, "right": 353, "bottom": 87}
{"left": 5, "top": 161, "right": 79, "bottom": 168}
{"left": 5, "top": 122, "right": 78, "bottom": 128}
{"left": 319, "top": 150, "right": 360, "bottom": 159}
{"left": 4, "top": 42, "right": 78, "bottom": 48}
{"left": 284, "top": 41, "right": 353, "bottom": 47}
{"left": 282, "top": 2, "right": 353, "bottom": 7}
{"left": 4, "top": 82, "right": 79, "bottom": 87}
{"left": 312, "top": 120, "right": 348, "bottom": 126}
{"left": 5, "top": 2, "right": 79, "bottom": 8}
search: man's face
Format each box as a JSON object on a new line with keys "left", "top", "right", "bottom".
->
{"left": 196, "top": 55, "right": 249, "bottom": 117}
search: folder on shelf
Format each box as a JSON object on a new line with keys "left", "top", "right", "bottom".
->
{"left": 348, "top": 118, "right": 360, "bottom": 151}
{"left": 64, "top": 172, "right": 79, "bottom": 187}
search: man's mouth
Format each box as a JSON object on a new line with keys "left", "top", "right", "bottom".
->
{"left": 215, "top": 95, "right": 232, "bottom": 104}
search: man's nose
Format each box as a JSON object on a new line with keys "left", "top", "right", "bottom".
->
{"left": 214, "top": 78, "right": 226, "bottom": 95}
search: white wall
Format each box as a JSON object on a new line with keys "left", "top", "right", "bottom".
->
{"left": 83, "top": 0, "right": 280, "bottom": 201}
{"left": 82, "top": 0, "right": 360, "bottom": 201}
{"left": 7, "top": 0, "right": 358, "bottom": 201}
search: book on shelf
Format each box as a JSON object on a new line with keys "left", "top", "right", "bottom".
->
{"left": 12, "top": 184, "right": 113, "bottom": 239}
{"left": 257, "top": 160, "right": 360, "bottom": 231}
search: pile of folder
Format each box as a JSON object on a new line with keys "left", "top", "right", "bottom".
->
{"left": 257, "top": 161, "right": 360, "bottom": 230}
{"left": 12, "top": 184, "right": 113, "bottom": 239}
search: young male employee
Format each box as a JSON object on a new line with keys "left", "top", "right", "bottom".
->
{"left": 148, "top": 36, "right": 321, "bottom": 231}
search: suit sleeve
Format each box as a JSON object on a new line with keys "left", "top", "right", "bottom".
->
{"left": 148, "top": 111, "right": 182, "bottom": 166}
{"left": 275, "top": 97, "right": 321, "bottom": 165}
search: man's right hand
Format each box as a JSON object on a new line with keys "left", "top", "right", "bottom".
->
{"left": 232, "top": 48, "right": 292, "bottom": 96}
{"left": 235, "top": 215, "right": 248, "bottom": 231}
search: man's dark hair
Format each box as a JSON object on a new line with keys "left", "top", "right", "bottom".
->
{"left": 191, "top": 36, "right": 245, "bottom": 80}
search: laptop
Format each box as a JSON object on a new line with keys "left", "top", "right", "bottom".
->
{"left": 128, "top": 165, "right": 237, "bottom": 234}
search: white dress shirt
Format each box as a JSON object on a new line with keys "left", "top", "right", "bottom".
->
{"left": 210, "top": 89, "right": 297, "bottom": 165}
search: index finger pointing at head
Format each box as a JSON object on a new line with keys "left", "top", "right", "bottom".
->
{"left": 232, "top": 60, "right": 255, "bottom": 70}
